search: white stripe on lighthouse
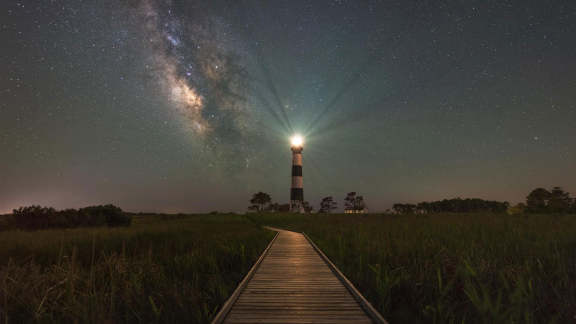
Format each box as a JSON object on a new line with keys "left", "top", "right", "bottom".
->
{"left": 292, "top": 176, "right": 303, "bottom": 188}
{"left": 292, "top": 153, "right": 302, "bottom": 166}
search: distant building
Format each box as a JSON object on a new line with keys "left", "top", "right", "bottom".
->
{"left": 344, "top": 208, "right": 367, "bottom": 214}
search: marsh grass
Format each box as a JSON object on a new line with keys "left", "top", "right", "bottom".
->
{"left": 0, "top": 214, "right": 273, "bottom": 323}
{"left": 251, "top": 213, "right": 576, "bottom": 323}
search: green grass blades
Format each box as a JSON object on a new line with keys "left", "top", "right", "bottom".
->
{"left": 0, "top": 214, "right": 274, "bottom": 323}
{"left": 251, "top": 212, "right": 576, "bottom": 323}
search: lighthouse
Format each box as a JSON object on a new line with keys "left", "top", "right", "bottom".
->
{"left": 290, "top": 135, "right": 304, "bottom": 213}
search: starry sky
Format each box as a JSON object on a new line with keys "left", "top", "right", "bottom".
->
{"left": 1, "top": 0, "right": 575, "bottom": 213}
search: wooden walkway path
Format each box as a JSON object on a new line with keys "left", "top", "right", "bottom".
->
{"left": 212, "top": 228, "right": 387, "bottom": 324}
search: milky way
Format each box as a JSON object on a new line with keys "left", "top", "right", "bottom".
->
{"left": 133, "top": 0, "right": 254, "bottom": 146}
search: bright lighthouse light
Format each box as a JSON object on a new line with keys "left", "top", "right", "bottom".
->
{"left": 290, "top": 135, "right": 304, "bottom": 147}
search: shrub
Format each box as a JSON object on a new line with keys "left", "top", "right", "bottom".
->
{"left": 79, "top": 205, "right": 131, "bottom": 227}
{"left": 6, "top": 205, "right": 131, "bottom": 231}
{"left": 12, "top": 206, "right": 58, "bottom": 230}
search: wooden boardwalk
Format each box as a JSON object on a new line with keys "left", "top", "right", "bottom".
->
{"left": 212, "top": 228, "right": 386, "bottom": 324}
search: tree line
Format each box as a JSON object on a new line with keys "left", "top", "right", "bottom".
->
{"left": 247, "top": 191, "right": 366, "bottom": 213}
{"left": 392, "top": 198, "right": 509, "bottom": 214}
{"left": 248, "top": 186, "right": 576, "bottom": 215}
{"left": 1, "top": 204, "right": 131, "bottom": 230}
{"left": 392, "top": 186, "right": 576, "bottom": 215}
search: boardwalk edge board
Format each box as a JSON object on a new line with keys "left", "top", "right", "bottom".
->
{"left": 302, "top": 232, "right": 389, "bottom": 324}
{"left": 211, "top": 231, "right": 280, "bottom": 324}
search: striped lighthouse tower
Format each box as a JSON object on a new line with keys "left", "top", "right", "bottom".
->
{"left": 290, "top": 135, "right": 304, "bottom": 213}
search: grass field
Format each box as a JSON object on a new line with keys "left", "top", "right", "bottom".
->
{"left": 3, "top": 212, "right": 574, "bottom": 323}
{"left": 0, "top": 213, "right": 273, "bottom": 323}
{"left": 251, "top": 213, "right": 576, "bottom": 323}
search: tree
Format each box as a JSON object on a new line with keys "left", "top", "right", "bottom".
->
{"left": 248, "top": 192, "right": 271, "bottom": 212}
{"left": 319, "top": 196, "right": 337, "bottom": 213}
{"left": 354, "top": 195, "right": 366, "bottom": 211}
{"left": 416, "top": 202, "right": 430, "bottom": 214}
{"left": 548, "top": 187, "right": 572, "bottom": 213}
{"left": 344, "top": 192, "right": 357, "bottom": 211}
{"left": 526, "top": 188, "right": 551, "bottom": 213}
{"left": 393, "top": 203, "right": 416, "bottom": 214}
{"left": 344, "top": 192, "right": 366, "bottom": 212}
{"left": 302, "top": 201, "right": 314, "bottom": 213}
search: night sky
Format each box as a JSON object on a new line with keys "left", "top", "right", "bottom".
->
{"left": 1, "top": 0, "right": 575, "bottom": 213}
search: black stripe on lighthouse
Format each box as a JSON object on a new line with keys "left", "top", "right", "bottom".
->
{"left": 291, "top": 188, "right": 304, "bottom": 201}
{"left": 292, "top": 165, "right": 302, "bottom": 176}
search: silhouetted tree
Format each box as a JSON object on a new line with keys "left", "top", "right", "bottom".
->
{"left": 393, "top": 203, "right": 416, "bottom": 214}
{"left": 526, "top": 188, "right": 552, "bottom": 213}
{"left": 344, "top": 192, "right": 357, "bottom": 211}
{"left": 302, "top": 201, "right": 314, "bottom": 213}
{"left": 417, "top": 202, "right": 431, "bottom": 214}
{"left": 344, "top": 192, "right": 366, "bottom": 212}
{"left": 548, "top": 187, "right": 572, "bottom": 213}
{"left": 319, "top": 196, "right": 337, "bottom": 213}
{"left": 248, "top": 192, "right": 271, "bottom": 212}
{"left": 354, "top": 196, "right": 366, "bottom": 211}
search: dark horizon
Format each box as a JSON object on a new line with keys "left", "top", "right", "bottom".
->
{"left": 1, "top": 0, "right": 575, "bottom": 214}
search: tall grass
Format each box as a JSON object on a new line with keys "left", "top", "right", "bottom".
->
{"left": 0, "top": 214, "right": 273, "bottom": 323}
{"left": 251, "top": 213, "right": 576, "bottom": 323}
